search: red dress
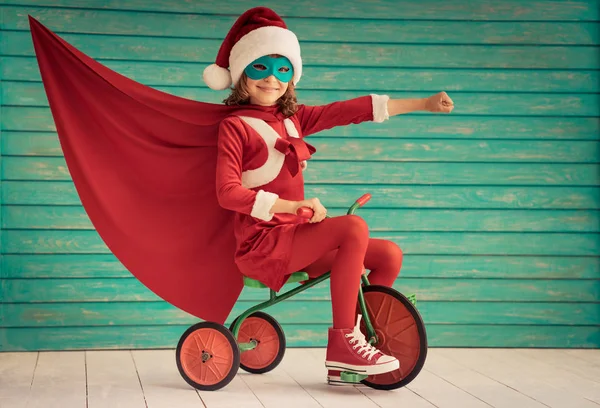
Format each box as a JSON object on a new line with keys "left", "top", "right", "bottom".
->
{"left": 216, "top": 95, "right": 390, "bottom": 290}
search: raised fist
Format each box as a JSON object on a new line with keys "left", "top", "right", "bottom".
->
{"left": 425, "top": 91, "right": 454, "bottom": 113}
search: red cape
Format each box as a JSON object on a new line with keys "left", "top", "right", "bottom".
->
{"left": 28, "top": 16, "right": 260, "bottom": 323}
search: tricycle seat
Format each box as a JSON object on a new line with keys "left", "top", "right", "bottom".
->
{"left": 243, "top": 272, "right": 309, "bottom": 289}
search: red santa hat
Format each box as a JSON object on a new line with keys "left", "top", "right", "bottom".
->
{"left": 203, "top": 7, "right": 302, "bottom": 90}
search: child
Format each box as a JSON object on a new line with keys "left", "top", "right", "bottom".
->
{"left": 205, "top": 7, "right": 454, "bottom": 379}
{"left": 28, "top": 6, "right": 452, "bottom": 384}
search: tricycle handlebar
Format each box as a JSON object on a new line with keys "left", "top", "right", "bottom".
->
{"left": 356, "top": 193, "right": 372, "bottom": 207}
{"left": 296, "top": 207, "right": 314, "bottom": 219}
{"left": 296, "top": 193, "right": 372, "bottom": 219}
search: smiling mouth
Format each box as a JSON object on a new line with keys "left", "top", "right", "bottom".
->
{"left": 258, "top": 86, "right": 279, "bottom": 92}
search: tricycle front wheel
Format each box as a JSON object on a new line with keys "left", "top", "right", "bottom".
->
{"left": 176, "top": 321, "right": 240, "bottom": 391}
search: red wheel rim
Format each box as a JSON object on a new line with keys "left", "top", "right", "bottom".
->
{"left": 237, "top": 317, "right": 280, "bottom": 369}
{"left": 359, "top": 291, "right": 421, "bottom": 385}
{"left": 179, "top": 328, "right": 234, "bottom": 386}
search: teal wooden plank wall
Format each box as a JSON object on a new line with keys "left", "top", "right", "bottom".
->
{"left": 0, "top": 0, "right": 599, "bottom": 351}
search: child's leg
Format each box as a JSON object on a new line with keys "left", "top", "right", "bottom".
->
{"left": 287, "top": 216, "right": 400, "bottom": 376}
{"left": 363, "top": 239, "right": 403, "bottom": 287}
{"left": 294, "top": 236, "right": 404, "bottom": 382}
{"left": 286, "top": 215, "right": 369, "bottom": 329}
{"left": 301, "top": 238, "right": 403, "bottom": 287}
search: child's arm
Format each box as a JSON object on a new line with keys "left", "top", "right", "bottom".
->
{"left": 294, "top": 95, "right": 379, "bottom": 137}
{"left": 387, "top": 98, "right": 426, "bottom": 116}
{"left": 216, "top": 118, "right": 280, "bottom": 221}
{"left": 271, "top": 196, "right": 328, "bottom": 223}
{"left": 388, "top": 92, "right": 454, "bottom": 116}
{"left": 296, "top": 92, "right": 454, "bottom": 137}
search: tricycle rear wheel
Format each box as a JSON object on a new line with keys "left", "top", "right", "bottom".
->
{"left": 358, "top": 285, "right": 428, "bottom": 390}
{"left": 230, "top": 311, "right": 286, "bottom": 374}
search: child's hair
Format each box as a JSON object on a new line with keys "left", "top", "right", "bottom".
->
{"left": 223, "top": 71, "right": 298, "bottom": 117}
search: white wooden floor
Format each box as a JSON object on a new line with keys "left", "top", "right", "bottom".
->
{"left": 1, "top": 348, "right": 599, "bottom": 408}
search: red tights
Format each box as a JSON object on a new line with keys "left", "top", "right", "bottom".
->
{"left": 286, "top": 215, "right": 403, "bottom": 329}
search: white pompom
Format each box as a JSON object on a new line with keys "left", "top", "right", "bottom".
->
{"left": 203, "top": 64, "right": 232, "bottom": 90}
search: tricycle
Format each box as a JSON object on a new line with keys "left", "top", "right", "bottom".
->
{"left": 175, "top": 194, "right": 427, "bottom": 391}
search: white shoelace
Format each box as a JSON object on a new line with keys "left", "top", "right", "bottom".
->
{"left": 344, "top": 315, "right": 381, "bottom": 361}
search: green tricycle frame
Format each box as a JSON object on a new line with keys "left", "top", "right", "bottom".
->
{"left": 233, "top": 197, "right": 391, "bottom": 351}
{"left": 176, "top": 193, "right": 428, "bottom": 391}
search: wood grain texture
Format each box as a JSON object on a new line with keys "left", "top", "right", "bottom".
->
{"left": 5, "top": 349, "right": 600, "bottom": 407}
{"left": 4, "top": 181, "right": 599, "bottom": 209}
{"left": 4, "top": 205, "right": 599, "bottom": 232}
{"left": 2, "top": 84, "right": 599, "bottom": 118}
{"left": 237, "top": 351, "right": 323, "bottom": 408}
{"left": 1, "top": 1, "right": 599, "bottom": 351}
{"left": 86, "top": 351, "right": 146, "bottom": 408}
{"left": 5, "top": 68, "right": 600, "bottom": 95}
{"left": 3, "top": 230, "right": 599, "bottom": 255}
{"left": 3, "top": 254, "right": 598, "bottom": 279}
{"left": 0, "top": 4, "right": 5, "bottom": 358}
{"left": 2, "top": 300, "right": 599, "bottom": 326}
{"left": 4, "top": 58, "right": 600, "bottom": 94}
{"left": 4, "top": 156, "right": 598, "bottom": 185}
{"left": 435, "top": 348, "right": 600, "bottom": 408}
{"left": 26, "top": 351, "right": 87, "bottom": 408}
{"left": 4, "top": 107, "right": 599, "bottom": 139}
{"left": 4, "top": 31, "right": 600, "bottom": 69}
{"left": 130, "top": 350, "right": 206, "bottom": 408}
{"left": 4, "top": 7, "right": 600, "bottom": 44}
{"left": 0, "top": 352, "right": 38, "bottom": 407}
{"left": 4, "top": 132, "right": 599, "bottom": 163}
{"left": 505, "top": 349, "right": 600, "bottom": 402}
{"left": 5, "top": 0, "right": 600, "bottom": 21}
{"left": 420, "top": 350, "right": 550, "bottom": 408}
{"left": 1, "top": 324, "right": 598, "bottom": 351}
{"left": 2, "top": 277, "right": 598, "bottom": 302}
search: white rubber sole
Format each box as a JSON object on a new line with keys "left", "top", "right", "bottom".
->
{"left": 327, "top": 375, "right": 358, "bottom": 386}
{"left": 325, "top": 358, "right": 399, "bottom": 375}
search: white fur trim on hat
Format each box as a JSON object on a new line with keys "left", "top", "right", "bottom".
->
{"left": 203, "top": 63, "right": 233, "bottom": 90}
{"left": 229, "top": 26, "right": 302, "bottom": 87}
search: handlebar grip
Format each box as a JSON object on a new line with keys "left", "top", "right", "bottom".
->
{"left": 296, "top": 207, "right": 314, "bottom": 219}
{"left": 356, "top": 193, "right": 372, "bottom": 207}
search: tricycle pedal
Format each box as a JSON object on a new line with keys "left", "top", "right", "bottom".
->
{"left": 340, "top": 371, "right": 368, "bottom": 383}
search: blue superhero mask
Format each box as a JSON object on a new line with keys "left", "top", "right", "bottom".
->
{"left": 244, "top": 55, "right": 294, "bottom": 83}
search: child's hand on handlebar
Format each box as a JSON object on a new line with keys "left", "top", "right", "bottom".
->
{"left": 295, "top": 197, "right": 327, "bottom": 223}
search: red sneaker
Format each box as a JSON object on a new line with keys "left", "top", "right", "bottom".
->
{"left": 327, "top": 370, "right": 344, "bottom": 385}
{"left": 325, "top": 315, "right": 399, "bottom": 376}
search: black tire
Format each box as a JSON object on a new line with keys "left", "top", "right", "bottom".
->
{"left": 176, "top": 321, "right": 240, "bottom": 391}
{"left": 230, "top": 311, "right": 286, "bottom": 374}
{"left": 359, "top": 285, "right": 428, "bottom": 390}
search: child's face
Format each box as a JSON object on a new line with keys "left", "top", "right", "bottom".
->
{"left": 246, "top": 75, "right": 289, "bottom": 106}
{"left": 243, "top": 55, "right": 292, "bottom": 106}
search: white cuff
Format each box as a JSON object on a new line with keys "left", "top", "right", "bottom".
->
{"left": 370, "top": 94, "right": 390, "bottom": 123}
{"left": 251, "top": 190, "right": 279, "bottom": 221}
